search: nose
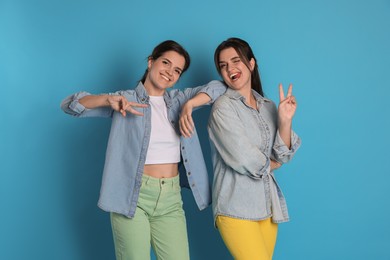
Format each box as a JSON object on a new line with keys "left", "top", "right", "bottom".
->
{"left": 166, "top": 68, "right": 173, "bottom": 76}
{"left": 226, "top": 64, "right": 233, "bottom": 73}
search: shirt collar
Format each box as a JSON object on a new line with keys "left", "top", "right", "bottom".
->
{"left": 134, "top": 81, "right": 172, "bottom": 107}
{"left": 225, "top": 87, "right": 271, "bottom": 104}
{"left": 135, "top": 81, "right": 149, "bottom": 103}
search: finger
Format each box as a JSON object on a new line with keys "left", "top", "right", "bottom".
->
{"left": 289, "top": 95, "right": 297, "bottom": 105}
{"left": 185, "top": 114, "right": 194, "bottom": 133}
{"left": 121, "top": 102, "right": 131, "bottom": 112}
{"left": 126, "top": 106, "right": 144, "bottom": 116}
{"left": 118, "top": 97, "right": 126, "bottom": 112}
{"left": 279, "top": 96, "right": 291, "bottom": 106}
{"left": 287, "top": 84, "right": 293, "bottom": 97}
{"left": 180, "top": 127, "right": 186, "bottom": 138}
{"left": 123, "top": 102, "right": 143, "bottom": 112}
{"left": 182, "top": 116, "right": 193, "bottom": 137}
{"left": 128, "top": 102, "right": 148, "bottom": 108}
{"left": 179, "top": 126, "right": 188, "bottom": 138}
{"left": 279, "top": 83, "right": 285, "bottom": 101}
{"left": 179, "top": 119, "right": 190, "bottom": 137}
{"left": 120, "top": 109, "right": 126, "bottom": 117}
{"left": 118, "top": 99, "right": 127, "bottom": 116}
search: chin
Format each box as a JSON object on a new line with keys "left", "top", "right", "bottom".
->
{"left": 228, "top": 83, "right": 241, "bottom": 90}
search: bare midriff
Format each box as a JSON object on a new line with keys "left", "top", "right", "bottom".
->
{"left": 143, "top": 163, "right": 179, "bottom": 178}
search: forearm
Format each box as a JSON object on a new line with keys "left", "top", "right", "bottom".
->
{"left": 79, "top": 95, "right": 110, "bottom": 109}
{"left": 186, "top": 92, "right": 211, "bottom": 108}
{"left": 278, "top": 119, "right": 292, "bottom": 149}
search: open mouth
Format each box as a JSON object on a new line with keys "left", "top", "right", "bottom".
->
{"left": 229, "top": 72, "right": 241, "bottom": 81}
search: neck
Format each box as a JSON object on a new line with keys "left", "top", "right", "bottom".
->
{"left": 238, "top": 87, "right": 257, "bottom": 109}
{"left": 143, "top": 80, "right": 165, "bottom": 96}
{"left": 237, "top": 85, "right": 252, "bottom": 101}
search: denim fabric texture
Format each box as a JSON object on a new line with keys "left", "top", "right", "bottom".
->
{"left": 208, "top": 88, "right": 301, "bottom": 224}
{"left": 61, "top": 80, "right": 226, "bottom": 218}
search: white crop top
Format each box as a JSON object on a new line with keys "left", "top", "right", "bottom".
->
{"left": 145, "top": 96, "right": 180, "bottom": 164}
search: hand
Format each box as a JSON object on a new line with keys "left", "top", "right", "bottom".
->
{"left": 270, "top": 160, "right": 282, "bottom": 171}
{"left": 107, "top": 95, "right": 147, "bottom": 117}
{"left": 278, "top": 84, "right": 297, "bottom": 123}
{"left": 179, "top": 101, "right": 195, "bottom": 138}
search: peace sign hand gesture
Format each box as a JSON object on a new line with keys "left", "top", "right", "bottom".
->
{"left": 278, "top": 84, "right": 297, "bottom": 123}
{"left": 107, "top": 95, "right": 147, "bottom": 117}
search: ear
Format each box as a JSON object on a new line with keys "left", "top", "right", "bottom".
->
{"left": 147, "top": 57, "right": 154, "bottom": 70}
{"left": 249, "top": 58, "right": 256, "bottom": 71}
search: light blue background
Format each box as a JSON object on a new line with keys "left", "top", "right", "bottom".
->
{"left": 1, "top": 0, "right": 390, "bottom": 259}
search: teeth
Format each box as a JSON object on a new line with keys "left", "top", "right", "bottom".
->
{"left": 230, "top": 73, "right": 238, "bottom": 80}
{"left": 161, "top": 75, "right": 170, "bottom": 81}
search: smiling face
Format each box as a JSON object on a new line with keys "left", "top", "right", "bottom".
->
{"left": 144, "top": 50, "right": 185, "bottom": 96}
{"left": 218, "top": 47, "right": 255, "bottom": 94}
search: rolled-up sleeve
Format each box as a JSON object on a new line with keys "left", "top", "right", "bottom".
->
{"left": 208, "top": 106, "right": 270, "bottom": 179}
{"left": 180, "top": 80, "right": 227, "bottom": 105}
{"left": 272, "top": 130, "right": 301, "bottom": 164}
{"left": 60, "top": 91, "right": 116, "bottom": 118}
{"left": 197, "top": 80, "right": 227, "bottom": 103}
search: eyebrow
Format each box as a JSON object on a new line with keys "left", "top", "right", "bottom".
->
{"left": 162, "top": 58, "right": 183, "bottom": 73}
{"left": 219, "top": 56, "right": 241, "bottom": 64}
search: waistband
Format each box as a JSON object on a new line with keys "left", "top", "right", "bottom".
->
{"left": 142, "top": 174, "right": 180, "bottom": 186}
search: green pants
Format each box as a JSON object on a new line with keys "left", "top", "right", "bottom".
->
{"left": 110, "top": 174, "right": 190, "bottom": 260}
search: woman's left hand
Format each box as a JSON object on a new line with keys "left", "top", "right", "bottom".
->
{"left": 278, "top": 84, "right": 297, "bottom": 122}
{"left": 179, "top": 101, "right": 195, "bottom": 138}
{"left": 270, "top": 160, "right": 282, "bottom": 171}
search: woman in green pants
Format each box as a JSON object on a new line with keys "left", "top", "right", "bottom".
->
{"left": 61, "top": 40, "right": 226, "bottom": 260}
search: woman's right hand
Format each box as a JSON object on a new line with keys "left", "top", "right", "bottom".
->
{"left": 107, "top": 95, "right": 147, "bottom": 117}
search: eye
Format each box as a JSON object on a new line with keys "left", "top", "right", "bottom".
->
{"left": 162, "top": 60, "right": 169, "bottom": 65}
{"left": 175, "top": 69, "right": 181, "bottom": 75}
{"left": 219, "top": 64, "right": 226, "bottom": 69}
{"left": 233, "top": 59, "right": 240, "bottom": 64}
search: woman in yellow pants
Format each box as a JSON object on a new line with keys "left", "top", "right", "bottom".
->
{"left": 207, "top": 38, "right": 301, "bottom": 259}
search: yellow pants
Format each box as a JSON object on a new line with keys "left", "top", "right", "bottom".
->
{"left": 216, "top": 216, "right": 278, "bottom": 260}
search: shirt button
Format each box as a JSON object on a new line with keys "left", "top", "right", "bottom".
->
{"left": 185, "top": 159, "right": 188, "bottom": 162}
{"left": 162, "top": 181, "right": 165, "bottom": 184}
{"left": 141, "top": 98, "right": 145, "bottom": 102}
{"left": 182, "top": 146, "right": 185, "bottom": 150}
{"left": 171, "top": 120, "right": 175, "bottom": 124}
{"left": 187, "top": 172, "right": 191, "bottom": 175}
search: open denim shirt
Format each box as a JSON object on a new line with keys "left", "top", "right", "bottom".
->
{"left": 61, "top": 80, "right": 226, "bottom": 218}
{"left": 208, "top": 88, "right": 301, "bottom": 224}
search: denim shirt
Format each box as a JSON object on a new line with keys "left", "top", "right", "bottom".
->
{"left": 208, "top": 88, "right": 301, "bottom": 224}
{"left": 61, "top": 80, "right": 226, "bottom": 218}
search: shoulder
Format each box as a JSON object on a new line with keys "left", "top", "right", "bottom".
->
{"left": 207, "top": 80, "right": 227, "bottom": 88}
{"left": 212, "top": 95, "right": 232, "bottom": 110}
{"left": 214, "top": 91, "right": 237, "bottom": 106}
{"left": 166, "top": 88, "right": 181, "bottom": 97}
{"left": 210, "top": 95, "right": 239, "bottom": 120}
{"left": 119, "top": 89, "right": 138, "bottom": 101}
{"left": 263, "top": 98, "right": 277, "bottom": 111}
